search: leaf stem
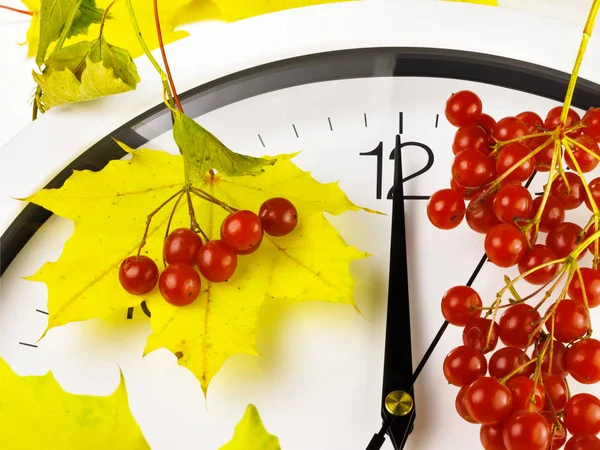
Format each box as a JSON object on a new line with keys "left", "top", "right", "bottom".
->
{"left": 0, "top": 4, "right": 33, "bottom": 15}
{"left": 97, "top": 0, "right": 115, "bottom": 39}
{"left": 153, "top": 0, "right": 183, "bottom": 112}
{"left": 53, "top": 0, "right": 83, "bottom": 53}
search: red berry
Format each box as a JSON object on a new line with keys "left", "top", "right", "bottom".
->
{"left": 498, "top": 303, "right": 541, "bottom": 349}
{"left": 451, "top": 177, "right": 485, "bottom": 200}
{"left": 529, "top": 136, "right": 556, "bottom": 172}
{"left": 489, "top": 347, "right": 533, "bottom": 380}
{"left": 583, "top": 107, "right": 600, "bottom": 141}
{"left": 587, "top": 224, "right": 600, "bottom": 258}
{"left": 445, "top": 90, "right": 483, "bottom": 127}
{"left": 568, "top": 267, "right": 600, "bottom": 308}
{"left": 493, "top": 183, "right": 533, "bottom": 225}
{"left": 443, "top": 345, "right": 487, "bottom": 387}
{"left": 533, "top": 339, "right": 568, "bottom": 378}
{"left": 163, "top": 228, "right": 203, "bottom": 266}
{"left": 550, "top": 172, "right": 584, "bottom": 210}
{"left": 259, "top": 197, "right": 298, "bottom": 237}
{"left": 496, "top": 143, "right": 536, "bottom": 182}
{"left": 466, "top": 194, "right": 501, "bottom": 234}
{"left": 546, "top": 222, "right": 584, "bottom": 259}
{"left": 456, "top": 386, "right": 479, "bottom": 423}
{"left": 485, "top": 223, "right": 527, "bottom": 268}
{"left": 566, "top": 338, "right": 600, "bottom": 384}
{"left": 158, "top": 263, "right": 201, "bottom": 307}
{"left": 196, "top": 240, "right": 238, "bottom": 282}
{"left": 221, "top": 210, "right": 263, "bottom": 254}
{"left": 427, "top": 189, "right": 466, "bottom": 230}
{"left": 565, "top": 134, "right": 600, "bottom": 172}
{"left": 545, "top": 106, "right": 581, "bottom": 137}
{"left": 493, "top": 117, "right": 528, "bottom": 142}
{"left": 563, "top": 393, "right": 600, "bottom": 435}
{"left": 516, "top": 111, "right": 543, "bottom": 134}
{"left": 545, "top": 299, "right": 590, "bottom": 343}
{"left": 565, "top": 433, "right": 600, "bottom": 450}
{"left": 452, "top": 148, "right": 496, "bottom": 188}
{"left": 462, "top": 317, "right": 499, "bottom": 354}
{"left": 532, "top": 195, "right": 565, "bottom": 233}
{"left": 542, "top": 375, "right": 568, "bottom": 412}
{"left": 584, "top": 177, "right": 600, "bottom": 212}
{"left": 452, "top": 124, "right": 489, "bottom": 154}
{"left": 517, "top": 244, "right": 559, "bottom": 285}
{"left": 464, "top": 377, "right": 513, "bottom": 425}
{"left": 477, "top": 113, "right": 496, "bottom": 137}
{"left": 441, "top": 285, "right": 482, "bottom": 326}
{"left": 480, "top": 423, "right": 507, "bottom": 450}
{"left": 119, "top": 255, "right": 159, "bottom": 295}
{"left": 506, "top": 376, "right": 545, "bottom": 413}
{"left": 502, "top": 411, "right": 551, "bottom": 450}
{"left": 542, "top": 412, "right": 566, "bottom": 450}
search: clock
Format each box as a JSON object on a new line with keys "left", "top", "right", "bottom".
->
{"left": 3, "top": 2, "right": 600, "bottom": 449}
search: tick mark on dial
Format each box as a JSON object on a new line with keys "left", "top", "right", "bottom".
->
{"left": 19, "top": 342, "right": 38, "bottom": 348}
{"left": 403, "top": 195, "right": 430, "bottom": 200}
{"left": 328, "top": 117, "right": 333, "bottom": 131}
{"left": 257, "top": 134, "right": 266, "bottom": 148}
{"left": 435, "top": 114, "right": 439, "bottom": 128}
{"left": 293, "top": 124, "right": 299, "bottom": 138}
{"left": 364, "top": 113, "right": 368, "bottom": 128}
{"left": 399, "top": 112, "right": 403, "bottom": 134}
{"left": 36, "top": 309, "right": 48, "bottom": 315}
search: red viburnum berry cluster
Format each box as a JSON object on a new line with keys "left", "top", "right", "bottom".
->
{"left": 430, "top": 90, "right": 600, "bottom": 449}
{"left": 118, "top": 196, "right": 298, "bottom": 307}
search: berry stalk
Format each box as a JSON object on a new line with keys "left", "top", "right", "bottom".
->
{"left": 0, "top": 4, "right": 32, "bottom": 15}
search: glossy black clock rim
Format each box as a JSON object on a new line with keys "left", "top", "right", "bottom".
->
{"left": 3, "top": 46, "right": 600, "bottom": 450}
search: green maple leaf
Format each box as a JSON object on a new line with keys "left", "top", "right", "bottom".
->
{"left": 36, "top": 0, "right": 105, "bottom": 66}
{"left": 173, "top": 110, "right": 276, "bottom": 181}
{"left": 33, "top": 37, "right": 140, "bottom": 109}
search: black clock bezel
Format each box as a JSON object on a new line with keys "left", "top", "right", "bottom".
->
{"left": 3, "top": 46, "right": 600, "bottom": 450}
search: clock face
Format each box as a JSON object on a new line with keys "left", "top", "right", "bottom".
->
{"left": 3, "top": 3, "right": 600, "bottom": 450}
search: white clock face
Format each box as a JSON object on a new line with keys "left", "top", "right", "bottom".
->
{"left": 3, "top": 2, "right": 600, "bottom": 450}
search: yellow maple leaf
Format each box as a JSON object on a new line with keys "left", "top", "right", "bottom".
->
{"left": 0, "top": 357, "right": 149, "bottom": 449}
{"left": 25, "top": 144, "right": 373, "bottom": 394}
{"left": 18, "top": 0, "right": 222, "bottom": 60}
{"left": 220, "top": 404, "right": 281, "bottom": 450}
{"left": 207, "top": 0, "right": 352, "bottom": 22}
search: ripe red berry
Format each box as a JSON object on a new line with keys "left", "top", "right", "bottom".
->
{"left": 529, "top": 136, "right": 556, "bottom": 172}
{"left": 445, "top": 90, "right": 483, "bottom": 127}
{"left": 493, "top": 116, "right": 528, "bottom": 142}
{"left": 563, "top": 393, "right": 600, "bottom": 435}
{"left": 565, "top": 134, "right": 600, "bottom": 172}
{"left": 566, "top": 338, "right": 600, "bottom": 384}
{"left": 498, "top": 303, "right": 541, "bottom": 349}
{"left": 443, "top": 345, "right": 487, "bottom": 387}
{"left": 158, "top": 263, "right": 201, "bottom": 306}
{"left": 462, "top": 317, "right": 499, "bottom": 354}
{"left": 479, "top": 423, "right": 505, "bottom": 450}
{"left": 452, "top": 148, "right": 496, "bottom": 188}
{"left": 452, "top": 124, "right": 489, "bottom": 154}
{"left": 545, "top": 106, "right": 581, "bottom": 137}
{"left": 456, "top": 386, "right": 479, "bottom": 424}
{"left": 532, "top": 195, "right": 565, "bottom": 233}
{"left": 546, "top": 222, "right": 584, "bottom": 259}
{"left": 465, "top": 193, "right": 501, "bottom": 234}
{"left": 565, "top": 433, "right": 600, "bottom": 450}
{"left": 119, "top": 255, "right": 159, "bottom": 295}
{"left": 502, "top": 411, "right": 551, "bottom": 450}
{"left": 427, "top": 188, "right": 466, "bottom": 230}
{"left": 496, "top": 142, "right": 536, "bottom": 182}
{"left": 441, "top": 285, "right": 482, "bottom": 326}
{"left": 484, "top": 223, "right": 527, "bottom": 268}
{"left": 516, "top": 111, "right": 543, "bottom": 134}
{"left": 451, "top": 178, "right": 485, "bottom": 200}
{"left": 506, "top": 376, "right": 545, "bottom": 413}
{"left": 489, "top": 346, "right": 533, "bottom": 380}
{"left": 585, "top": 177, "right": 600, "bottom": 212}
{"left": 464, "top": 377, "right": 513, "bottom": 425}
{"left": 542, "top": 375, "right": 568, "bottom": 412}
{"left": 550, "top": 172, "right": 584, "bottom": 210}
{"left": 492, "top": 183, "right": 533, "bottom": 225}
{"left": 533, "top": 339, "right": 568, "bottom": 378}
{"left": 542, "top": 412, "right": 567, "bottom": 450}
{"left": 568, "top": 267, "right": 600, "bottom": 308}
{"left": 545, "top": 299, "right": 590, "bottom": 343}
{"left": 259, "top": 197, "right": 298, "bottom": 237}
{"left": 163, "top": 228, "right": 203, "bottom": 266}
{"left": 583, "top": 107, "right": 600, "bottom": 141}
{"left": 196, "top": 240, "right": 238, "bottom": 282}
{"left": 221, "top": 210, "right": 263, "bottom": 254}
{"left": 517, "top": 244, "right": 559, "bottom": 285}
